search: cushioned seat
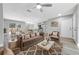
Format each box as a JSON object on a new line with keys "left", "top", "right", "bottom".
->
{"left": 17, "top": 33, "right": 44, "bottom": 51}
{"left": 50, "top": 31, "right": 60, "bottom": 41}
{"left": 51, "top": 35, "right": 59, "bottom": 39}
{"left": 22, "top": 36, "right": 43, "bottom": 42}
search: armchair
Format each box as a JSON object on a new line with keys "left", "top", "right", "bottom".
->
{"left": 50, "top": 31, "right": 60, "bottom": 41}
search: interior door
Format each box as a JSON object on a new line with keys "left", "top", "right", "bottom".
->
{"left": 72, "top": 13, "right": 77, "bottom": 44}
{"left": 60, "top": 16, "right": 73, "bottom": 38}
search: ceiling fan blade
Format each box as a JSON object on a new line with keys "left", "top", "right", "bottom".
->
{"left": 42, "top": 4, "right": 52, "bottom": 7}
{"left": 27, "top": 9, "right": 31, "bottom": 12}
{"left": 27, "top": 6, "right": 36, "bottom": 12}
{"left": 37, "top": 3, "right": 40, "bottom": 5}
{"left": 31, "top": 6, "right": 36, "bottom": 9}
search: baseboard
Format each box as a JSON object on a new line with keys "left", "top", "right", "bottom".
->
{"left": 60, "top": 36, "right": 78, "bottom": 45}
{"left": 60, "top": 36, "right": 73, "bottom": 39}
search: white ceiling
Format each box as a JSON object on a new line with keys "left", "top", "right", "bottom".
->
{"left": 3, "top": 3, "right": 77, "bottom": 24}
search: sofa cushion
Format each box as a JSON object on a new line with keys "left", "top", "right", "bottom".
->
{"left": 37, "top": 32, "right": 39, "bottom": 36}
{"left": 31, "top": 33, "right": 35, "bottom": 37}
{"left": 23, "top": 36, "right": 43, "bottom": 42}
{"left": 22, "top": 34, "right": 25, "bottom": 39}
{"left": 25, "top": 34, "right": 30, "bottom": 39}
{"left": 51, "top": 35, "right": 58, "bottom": 39}
{"left": 53, "top": 32, "right": 58, "bottom": 36}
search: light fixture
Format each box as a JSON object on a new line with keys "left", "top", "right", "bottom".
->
{"left": 58, "top": 14, "right": 62, "bottom": 16}
{"left": 9, "top": 31, "right": 11, "bottom": 35}
{"left": 36, "top": 4, "right": 42, "bottom": 9}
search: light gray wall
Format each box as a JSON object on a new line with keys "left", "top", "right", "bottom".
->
{"left": 60, "top": 15, "right": 73, "bottom": 38}
{"left": 4, "top": 19, "right": 27, "bottom": 32}
{"left": 68, "top": 4, "right": 79, "bottom": 48}
{"left": 4, "top": 19, "right": 36, "bottom": 33}
{"left": 39, "top": 18, "right": 60, "bottom": 34}
{"left": 72, "top": 5, "right": 78, "bottom": 44}
{"left": 0, "top": 4, "right": 4, "bottom": 47}
{"left": 39, "top": 15, "right": 73, "bottom": 38}
{"left": 76, "top": 5, "right": 79, "bottom": 47}
{"left": 72, "top": 4, "right": 79, "bottom": 47}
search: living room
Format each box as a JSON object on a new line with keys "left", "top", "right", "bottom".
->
{"left": 0, "top": 3, "right": 79, "bottom": 55}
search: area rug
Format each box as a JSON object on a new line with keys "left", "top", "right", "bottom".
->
{"left": 17, "top": 42, "right": 63, "bottom": 55}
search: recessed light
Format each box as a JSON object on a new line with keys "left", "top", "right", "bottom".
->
{"left": 58, "top": 14, "right": 62, "bottom": 16}
{"left": 36, "top": 5, "right": 42, "bottom": 9}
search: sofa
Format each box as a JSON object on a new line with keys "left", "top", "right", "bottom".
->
{"left": 17, "top": 33, "right": 44, "bottom": 51}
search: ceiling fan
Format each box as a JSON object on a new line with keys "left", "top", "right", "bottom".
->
{"left": 27, "top": 3, "right": 52, "bottom": 12}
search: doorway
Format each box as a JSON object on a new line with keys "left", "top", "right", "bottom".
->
{"left": 60, "top": 16, "right": 73, "bottom": 38}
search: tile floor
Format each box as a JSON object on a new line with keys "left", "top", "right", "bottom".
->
{"left": 61, "top": 38, "right": 79, "bottom": 55}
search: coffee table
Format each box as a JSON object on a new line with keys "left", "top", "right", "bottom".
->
{"left": 37, "top": 40, "right": 55, "bottom": 51}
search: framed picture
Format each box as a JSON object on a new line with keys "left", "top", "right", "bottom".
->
{"left": 9, "top": 23, "right": 16, "bottom": 28}
{"left": 18, "top": 24, "right": 21, "bottom": 28}
{"left": 51, "top": 21, "right": 58, "bottom": 27}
